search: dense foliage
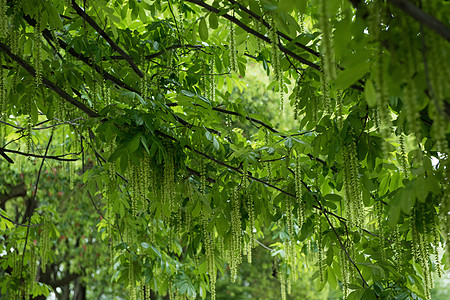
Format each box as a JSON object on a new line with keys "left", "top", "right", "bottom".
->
{"left": 0, "top": 0, "right": 449, "bottom": 299}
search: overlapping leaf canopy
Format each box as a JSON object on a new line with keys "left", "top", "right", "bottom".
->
{"left": 0, "top": 0, "right": 449, "bottom": 299}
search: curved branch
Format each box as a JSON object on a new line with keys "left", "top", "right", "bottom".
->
{"left": 71, "top": 0, "right": 144, "bottom": 77}
{"left": 1, "top": 148, "right": 79, "bottom": 162}
{"left": 227, "top": 0, "right": 320, "bottom": 57}
{"left": 184, "top": 0, "right": 320, "bottom": 70}
{"left": 0, "top": 41, "right": 99, "bottom": 118}
{"left": 20, "top": 134, "right": 53, "bottom": 280}
{"left": 387, "top": 0, "right": 450, "bottom": 42}
{"left": 21, "top": 14, "right": 139, "bottom": 94}
{"left": 0, "top": 213, "right": 42, "bottom": 227}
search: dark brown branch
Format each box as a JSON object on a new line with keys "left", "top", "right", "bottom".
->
{"left": 184, "top": 0, "right": 320, "bottom": 71}
{"left": 306, "top": 153, "right": 338, "bottom": 173}
{"left": 2, "top": 148, "right": 79, "bottom": 161}
{"left": 0, "top": 213, "right": 42, "bottom": 227}
{"left": 155, "top": 128, "right": 346, "bottom": 223}
{"left": 22, "top": 14, "right": 139, "bottom": 94}
{"left": 322, "top": 208, "right": 369, "bottom": 288}
{"left": 387, "top": 0, "right": 450, "bottom": 42}
{"left": 20, "top": 134, "right": 53, "bottom": 280}
{"left": 186, "top": 166, "right": 216, "bottom": 183}
{"left": 227, "top": 0, "right": 320, "bottom": 57}
{"left": 0, "top": 148, "right": 14, "bottom": 163}
{"left": 168, "top": 102, "right": 339, "bottom": 173}
{"left": 71, "top": 0, "right": 144, "bottom": 77}
{"left": 0, "top": 119, "right": 23, "bottom": 130}
{"left": 212, "top": 106, "right": 282, "bottom": 134}
{"left": 0, "top": 41, "right": 99, "bottom": 118}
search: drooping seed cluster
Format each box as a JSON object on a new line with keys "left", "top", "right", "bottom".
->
{"left": 432, "top": 219, "right": 442, "bottom": 278}
{"left": 319, "top": 0, "right": 335, "bottom": 83}
{"left": 410, "top": 205, "right": 434, "bottom": 299}
{"left": 164, "top": 147, "right": 176, "bottom": 217}
{"left": 199, "top": 158, "right": 206, "bottom": 195}
{"left": 34, "top": 15, "right": 43, "bottom": 86}
{"left": 269, "top": 14, "right": 283, "bottom": 111}
{"left": 392, "top": 225, "right": 402, "bottom": 272}
{"left": 230, "top": 186, "right": 242, "bottom": 282}
{"left": 285, "top": 195, "right": 295, "bottom": 275}
{"left": 129, "top": 155, "right": 152, "bottom": 218}
{"left": 294, "top": 154, "right": 305, "bottom": 228}
{"left": 0, "top": 53, "right": 5, "bottom": 117}
{"left": 184, "top": 181, "right": 193, "bottom": 231}
{"left": 242, "top": 165, "right": 255, "bottom": 262}
{"left": 229, "top": 20, "right": 237, "bottom": 73}
{"left": 209, "top": 57, "right": 215, "bottom": 102}
{"left": 40, "top": 214, "right": 51, "bottom": 273}
{"left": 28, "top": 245, "right": 37, "bottom": 293}
{"left": 140, "top": 59, "right": 148, "bottom": 100}
{"left": 399, "top": 134, "right": 409, "bottom": 178}
{"left": 0, "top": 0, "right": 7, "bottom": 38}
{"left": 69, "top": 131, "right": 78, "bottom": 190}
{"left": 424, "top": 3, "right": 450, "bottom": 160}
{"left": 320, "top": 59, "right": 331, "bottom": 116}
{"left": 25, "top": 99, "right": 33, "bottom": 153}
{"left": 293, "top": 77, "right": 302, "bottom": 120}
{"left": 246, "top": 191, "right": 255, "bottom": 262}
{"left": 369, "top": 2, "right": 391, "bottom": 145}
{"left": 202, "top": 212, "right": 216, "bottom": 300}
{"left": 265, "top": 130, "right": 273, "bottom": 184}
{"left": 128, "top": 253, "right": 136, "bottom": 300}
{"left": 342, "top": 142, "right": 363, "bottom": 228}
{"left": 317, "top": 219, "right": 324, "bottom": 282}
{"left": 339, "top": 248, "right": 350, "bottom": 300}
{"left": 256, "top": 0, "right": 263, "bottom": 52}
{"left": 375, "top": 200, "right": 386, "bottom": 261}
{"left": 279, "top": 271, "right": 287, "bottom": 300}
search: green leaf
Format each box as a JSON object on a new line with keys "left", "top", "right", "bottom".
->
{"left": 365, "top": 80, "right": 377, "bottom": 107}
{"left": 284, "top": 137, "right": 293, "bottom": 149}
{"left": 181, "top": 90, "right": 196, "bottom": 97}
{"left": 334, "top": 62, "right": 368, "bottom": 90}
{"left": 362, "top": 288, "right": 377, "bottom": 300}
{"left": 127, "top": 134, "right": 141, "bottom": 153}
{"left": 199, "top": 17, "right": 209, "bottom": 41}
{"left": 212, "top": 137, "right": 219, "bottom": 151}
{"left": 208, "top": 13, "right": 218, "bottom": 29}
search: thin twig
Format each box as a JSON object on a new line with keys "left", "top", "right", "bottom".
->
{"left": 71, "top": 0, "right": 144, "bottom": 77}
{"left": 322, "top": 209, "right": 369, "bottom": 288}
{"left": 387, "top": 0, "right": 450, "bottom": 42}
{"left": 1, "top": 148, "right": 79, "bottom": 162}
{"left": 0, "top": 213, "right": 42, "bottom": 227}
{"left": 20, "top": 134, "right": 53, "bottom": 281}
{"left": 0, "top": 41, "right": 99, "bottom": 118}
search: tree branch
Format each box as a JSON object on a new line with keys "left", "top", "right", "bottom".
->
{"left": 387, "top": 0, "right": 450, "bottom": 42}
{"left": 322, "top": 208, "right": 369, "bottom": 288}
{"left": 20, "top": 134, "right": 53, "bottom": 281}
{"left": 0, "top": 213, "right": 42, "bottom": 227}
{"left": 227, "top": 0, "right": 320, "bottom": 57}
{"left": 71, "top": 0, "right": 144, "bottom": 77}
{"left": 184, "top": 0, "right": 320, "bottom": 71}
{"left": 1, "top": 148, "right": 79, "bottom": 162}
{"left": 0, "top": 41, "right": 99, "bottom": 118}
{"left": 21, "top": 14, "right": 139, "bottom": 94}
